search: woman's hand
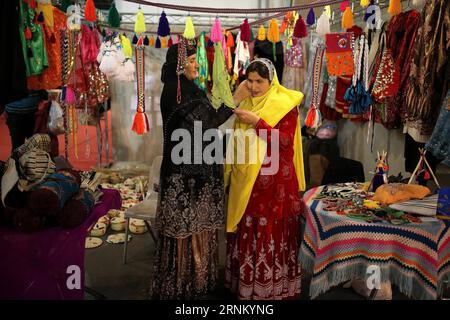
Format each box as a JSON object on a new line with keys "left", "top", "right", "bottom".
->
{"left": 233, "top": 80, "right": 251, "bottom": 106}
{"left": 234, "top": 109, "right": 260, "bottom": 126}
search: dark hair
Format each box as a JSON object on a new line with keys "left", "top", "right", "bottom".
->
{"left": 246, "top": 61, "right": 270, "bottom": 80}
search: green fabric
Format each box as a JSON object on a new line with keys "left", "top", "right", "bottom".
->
{"left": 19, "top": 0, "right": 48, "bottom": 77}
{"left": 211, "top": 42, "right": 235, "bottom": 110}
{"left": 195, "top": 32, "right": 208, "bottom": 92}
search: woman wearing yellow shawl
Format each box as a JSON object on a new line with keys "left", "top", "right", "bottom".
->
{"left": 225, "top": 58, "right": 306, "bottom": 300}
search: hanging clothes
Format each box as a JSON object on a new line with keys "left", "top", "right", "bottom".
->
{"left": 212, "top": 42, "right": 235, "bottom": 109}
{"left": 27, "top": 6, "right": 67, "bottom": 90}
{"left": 233, "top": 31, "right": 250, "bottom": 81}
{"left": 405, "top": 0, "right": 449, "bottom": 142}
{"left": 195, "top": 32, "right": 209, "bottom": 91}
{"left": 18, "top": 0, "right": 48, "bottom": 77}
{"left": 282, "top": 38, "right": 308, "bottom": 94}
{"left": 425, "top": 90, "right": 450, "bottom": 166}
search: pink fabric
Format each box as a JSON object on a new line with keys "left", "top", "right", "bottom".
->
{"left": 81, "top": 24, "right": 100, "bottom": 65}
{"left": 0, "top": 189, "right": 121, "bottom": 300}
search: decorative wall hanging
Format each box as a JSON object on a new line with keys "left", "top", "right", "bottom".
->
{"left": 325, "top": 32, "right": 355, "bottom": 76}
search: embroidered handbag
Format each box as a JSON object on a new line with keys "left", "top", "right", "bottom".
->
{"left": 371, "top": 33, "right": 400, "bottom": 103}
{"left": 325, "top": 32, "right": 355, "bottom": 76}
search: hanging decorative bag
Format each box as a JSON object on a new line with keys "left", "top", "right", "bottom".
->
{"left": 371, "top": 33, "right": 400, "bottom": 103}
{"left": 325, "top": 32, "right": 355, "bottom": 76}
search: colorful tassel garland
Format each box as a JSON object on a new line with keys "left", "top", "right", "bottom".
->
{"left": 306, "top": 8, "right": 315, "bottom": 25}
{"left": 132, "top": 34, "right": 138, "bottom": 45}
{"left": 340, "top": 1, "right": 350, "bottom": 12}
{"left": 210, "top": 17, "right": 223, "bottom": 43}
{"left": 257, "top": 25, "right": 266, "bottom": 41}
{"left": 267, "top": 19, "right": 280, "bottom": 43}
{"left": 84, "top": 0, "right": 96, "bottom": 22}
{"left": 240, "top": 18, "right": 251, "bottom": 42}
{"left": 143, "top": 35, "right": 149, "bottom": 46}
{"left": 157, "top": 11, "right": 170, "bottom": 37}
{"left": 360, "top": 0, "right": 370, "bottom": 8}
{"left": 108, "top": 2, "right": 121, "bottom": 28}
{"left": 134, "top": 8, "right": 147, "bottom": 34}
{"left": 293, "top": 15, "right": 307, "bottom": 38}
{"left": 155, "top": 36, "right": 161, "bottom": 48}
{"left": 149, "top": 36, "right": 155, "bottom": 47}
{"left": 168, "top": 36, "right": 173, "bottom": 47}
{"left": 131, "top": 108, "right": 150, "bottom": 135}
{"left": 342, "top": 7, "right": 354, "bottom": 30}
{"left": 24, "top": 27, "right": 32, "bottom": 40}
{"left": 161, "top": 37, "right": 167, "bottom": 48}
{"left": 388, "top": 0, "right": 402, "bottom": 16}
{"left": 37, "top": 11, "right": 44, "bottom": 23}
{"left": 183, "top": 16, "right": 196, "bottom": 39}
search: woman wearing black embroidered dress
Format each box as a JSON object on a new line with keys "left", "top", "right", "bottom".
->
{"left": 149, "top": 38, "right": 250, "bottom": 299}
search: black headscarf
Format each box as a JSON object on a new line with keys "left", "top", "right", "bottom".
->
{"left": 161, "top": 43, "right": 197, "bottom": 84}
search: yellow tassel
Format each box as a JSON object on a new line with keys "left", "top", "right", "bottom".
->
{"left": 257, "top": 25, "right": 266, "bottom": 41}
{"left": 120, "top": 35, "right": 132, "bottom": 58}
{"left": 388, "top": 0, "right": 402, "bottom": 16}
{"left": 267, "top": 18, "right": 279, "bottom": 43}
{"left": 149, "top": 36, "right": 155, "bottom": 46}
{"left": 134, "top": 8, "right": 146, "bottom": 34}
{"left": 183, "top": 16, "right": 196, "bottom": 39}
{"left": 161, "top": 37, "right": 167, "bottom": 48}
{"left": 360, "top": 0, "right": 370, "bottom": 8}
{"left": 342, "top": 7, "right": 354, "bottom": 30}
{"left": 325, "top": 5, "right": 331, "bottom": 18}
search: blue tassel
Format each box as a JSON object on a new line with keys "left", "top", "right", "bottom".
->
{"left": 37, "top": 11, "right": 44, "bottom": 23}
{"left": 155, "top": 36, "right": 161, "bottom": 48}
{"left": 132, "top": 34, "right": 138, "bottom": 45}
{"left": 306, "top": 8, "right": 315, "bottom": 25}
{"left": 157, "top": 11, "right": 170, "bottom": 37}
{"left": 143, "top": 35, "right": 150, "bottom": 46}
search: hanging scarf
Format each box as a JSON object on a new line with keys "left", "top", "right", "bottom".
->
{"left": 194, "top": 32, "right": 208, "bottom": 91}
{"left": 233, "top": 31, "right": 250, "bottom": 80}
{"left": 211, "top": 42, "right": 235, "bottom": 109}
{"left": 225, "top": 62, "right": 305, "bottom": 233}
{"left": 325, "top": 32, "right": 355, "bottom": 76}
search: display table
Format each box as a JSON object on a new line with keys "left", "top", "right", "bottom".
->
{"left": 299, "top": 185, "right": 450, "bottom": 300}
{"left": 0, "top": 188, "right": 121, "bottom": 300}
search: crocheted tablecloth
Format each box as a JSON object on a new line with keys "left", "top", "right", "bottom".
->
{"left": 299, "top": 185, "right": 450, "bottom": 300}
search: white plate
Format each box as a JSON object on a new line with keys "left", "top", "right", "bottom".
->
{"left": 106, "top": 233, "right": 132, "bottom": 244}
{"left": 85, "top": 237, "right": 103, "bottom": 249}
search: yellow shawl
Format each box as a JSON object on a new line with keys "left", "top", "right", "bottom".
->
{"left": 225, "top": 72, "right": 306, "bottom": 233}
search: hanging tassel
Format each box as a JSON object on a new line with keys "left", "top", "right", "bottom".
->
{"left": 316, "top": 12, "right": 330, "bottom": 35}
{"left": 134, "top": 8, "right": 147, "bottom": 34}
{"left": 37, "top": 11, "right": 44, "bottom": 23}
{"left": 306, "top": 8, "right": 315, "bottom": 25}
{"left": 267, "top": 18, "right": 280, "bottom": 43}
{"left": 388, "top": 0, "right": 402, "bottom": 16}
{"left": 210, "top": 17, "right": 223, "bottom": 43}
{"left": 183, "top": 16, "right": 196, "bottom": 39}
{"left": 65, "top": 86, "right": 76, "bottom": 105}
{"left": 143, "top": 35, "right": 149, "bottom": 46}
{"left": 137, "top": 37, "right": 144, "bottom": 46}
{"left": 84, "top": 0, "right": 96, "bottom": 22}
{"left": 161, "top": 37, "right": 167, "bottom": 48}
{"left": 29, "top": 0, "right": 37, "bottom": 9}
{"left": 24, "top": 27, "right": 32, "bottom": 40}
{"left": 121, "top": 35, "right": 132, "bottom": 58}
{"left": 132, "top": 34, "right": 138, "bottom": 45}
{"left": 360, "top": 0, "right": 370, "bottom": 8}
{"left": 257, "top": 25, "right": 266, "bottom": 41}
{"left": 340, "top": 1, "right": 350, "bottom": 12}
{"left": 240, "top": 18, "right": 251, "bottom": 42}
{"left": 325, "top": 5, "right": 331, "bottom": 18}
{"left": 131, "top": 107, "right": 150, "bottom": 135}
{"left": 157, "top": 11, "right": 170, "bottom": 37}
{"left": 293, "top": 15, "right": 307, "bottom": 38}
{"left": 155, "top": 36, "right": 161, "bottom": 48}
{"left": 342, "top": 6, "right": 354, "bottom": 30}
{"left": 108, "top": 2, "right": 121, "bottom": 28}
{"left": 280, "top": 19, "right": 287, "bottom": 35}
{"left": 305, "top": 106, "right": 321, "bottom": 129}
{"left": 149, "top": 36, "right": 155, "bottom": 46}
{"left": 168, "top": 36, "right": 173, "bottom": 47}
{"left": 227, "top": 32, "right": 235, "bottom": 47}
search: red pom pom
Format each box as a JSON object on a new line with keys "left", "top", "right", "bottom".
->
{"left": 84, "top": 0, "right": 97, "bottom": 22}
{"left": 131, "top": 108, "right": 150, "bottom": 135}
{"left": 240, "top": 18, "right": 251, "bottom": 42}
{"left": 293, "top": 15, "right": 308, "bottom": 38}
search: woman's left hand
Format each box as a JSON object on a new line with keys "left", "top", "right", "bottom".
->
{"left": 234, "top": 109, "right": 260, "bottom": 126}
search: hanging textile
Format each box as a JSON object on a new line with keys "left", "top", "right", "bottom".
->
{"left": 405, "top": 0, "right": 449, "bottom": 142}
{"left": 325, "top": 33, "right": 355, "bottom": 76}
{"left": 131, "top": 42, "right": 150, "bottom": 135}
{"left": 344, "top": 33, "right": 371, "bottom": 114}
{"left": 233, "top": 31, "right": 250, "bottom": 81}
{"left": 305, "top": 42, "right": 325, "bottom": 129}
{"left": 195, "top": 32, "right": 209, "bottom": 91}
{"left": 18, "top": 0, "right": 49, "bottom": 77}
{"left": 211, "top": 42, "right": 235, "bottom": 109}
